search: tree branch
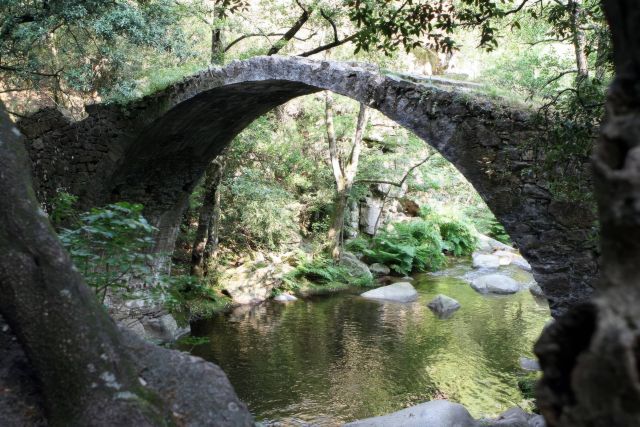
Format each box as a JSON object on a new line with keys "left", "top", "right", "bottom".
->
{"left": 298, "top": 33, "right": 357, "bottom": 57}
{"left": 224, "top": 31, "right": 315, "bottom": 52}
{"left": 267, "top": 3, "right": 312, "bottom": 56}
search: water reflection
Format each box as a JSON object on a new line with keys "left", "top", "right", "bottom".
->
{"left": 183, "top": 262, "right": 550, "bottom": 425}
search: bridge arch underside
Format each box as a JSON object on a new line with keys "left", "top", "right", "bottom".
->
{"left": 23, "top": 57, "right": 597, "bottom": 315}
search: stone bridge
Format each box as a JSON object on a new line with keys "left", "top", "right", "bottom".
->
{"left": 20, "top": 56, "right": 597, "bottom": 314}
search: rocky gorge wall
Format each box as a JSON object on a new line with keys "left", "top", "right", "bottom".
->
{"left": 19, "top": 55, "right": 598, "bottom": 315}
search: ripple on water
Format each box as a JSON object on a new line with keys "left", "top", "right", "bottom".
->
{"left": 182, "top": 260, "right": 550, "bottom": 425}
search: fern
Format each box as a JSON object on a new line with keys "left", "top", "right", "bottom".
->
{"left": 438, "top": 219, "right": 478, "bottom": 256}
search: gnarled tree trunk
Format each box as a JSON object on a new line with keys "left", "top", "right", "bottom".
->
{"left": 535, "top": 2, "right": 640, "bottom": 425}
{"left": 0, "top": 103, "right": 252, "bottom": 426}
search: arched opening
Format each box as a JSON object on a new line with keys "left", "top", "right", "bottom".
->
{"left": 169, "top": 91, "right": 551, "bottom": 422}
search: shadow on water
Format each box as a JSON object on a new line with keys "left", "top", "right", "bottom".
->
{"left": 180, "top": 260, "right": 550, "bottom": 425}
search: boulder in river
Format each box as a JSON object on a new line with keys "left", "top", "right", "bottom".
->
{"left": 482, "top": 407, "right": 545, "bottom": 427}
{"left": 529, "top": 282, "right": 545, "bottom": 298}
{"left": 369, "top": 263, "right": 391, "bottom": 275}
{"left": 344, "top": 400, "right": 476, "bottom": 427}
{"left": 471, "top": 274, "right": 520, "bottom": 294}
{"left": 427, "top": 294, "right": 461, "bottom": 318}
{"left": 519, "top": 357, "right": 541, "bottom": 372}
{"left": 472, "top": 253, "right": 501, "bottom": 269}
{"left": 274, "top": 293, "right": 298, "bottom": 302}
{"left": 476, "top": 234, "right": 515, "bottom": 253}
{"left": 361, "top": 282, "right": 418, "bottom": 303}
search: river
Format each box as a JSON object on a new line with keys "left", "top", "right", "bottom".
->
{"left": 181, "top": 260, "right": 550, "bottom": 425}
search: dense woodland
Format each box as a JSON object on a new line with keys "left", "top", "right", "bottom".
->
{"left": 2, "top": 0, "right": 640, "bottom": 426}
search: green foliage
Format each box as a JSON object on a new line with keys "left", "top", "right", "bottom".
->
{"left": 285, "top": 254, "right": 371, "bottom": 288}
{"left": 49, "top": 190, "right": 79, "bottom": 228}
{"left": 1, "top": 0, "right": 196, "bottom": 102}
{"left": 437, "top": 218, "right": 478, "bottom": 257}
{"left": 346, "top": 236, "right": 370, "bottom": 254}
{"left": 487, "top": 220, "right": 511, "bottom": 245}
{"left": 364, "top": 219, "right": 446, "bottom": 275}
{"left": 59, "top": 202, "right": 158, "bottom": 301}
{"left": 222, "top": 170, "right": 300, "bottom": 250}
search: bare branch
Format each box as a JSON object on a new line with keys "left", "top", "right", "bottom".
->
{"left": 320, "top": 9, "right": 338, "bottom": 43}
{"left": 298, "top": 33, "right": 357, "bottom": 57}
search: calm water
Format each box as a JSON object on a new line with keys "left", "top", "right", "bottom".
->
{"left": 182, "top": 261, "right": 550, "bottom": 425}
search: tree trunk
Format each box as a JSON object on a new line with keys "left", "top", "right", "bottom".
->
{"left": 203, "top": 160, "right": 224, "bottom": 276}
{"left": 534, "top": 2, "right": 640, "bottom": 425}
{"left": 0, "top": 103, "right": 164, "bottom": 425}
{"left": 267, "top": 6, "right": 310, "bottom": 56}
{"left": 328, "top": 189, "right": 348, "bottom": 260}
{"left": 0, "top": 103, "right": 252, "bottom": 425}
{"left": 191, "top": 157, "right": 224, "bottom": 277}
{"left": 569, "top": 0, "right": 589, "bottom": 78}
{"left": 325, "top": 94, "right": 368, "bottom": 260}
{"left": 211, "top": 27, "right": 224, "bottom": 65}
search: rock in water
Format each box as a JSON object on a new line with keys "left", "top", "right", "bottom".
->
{"left": 482, "top": 407, "right": 546, "bottom": 427}
{"left": 472, "top": 253, "right": 501, "bottom": 269}
{"left": 529, "top": 282, "right": 545, "bottom": 298}
{"left": 471, "top": 274, "right": 520, "bottom": 294}
{"left": 519, "top": 357, "right": 541, "bottom": 371}
{"left": 344, "top": 400, "right": 476, "bottom": 427}
{"left": 427, "top": 294, "right": 461, "bottom": 318}
{"left": 274, "top": 293, "right": 297, "bottom": 302}
{"left": 361, "top": 282, "right": 418, "bottom": 303}
{"left": 476, "top": 234, "right": 515, "bottom": 253}
{"left": 369, "top": 263, "right": 391, "bottom": 275}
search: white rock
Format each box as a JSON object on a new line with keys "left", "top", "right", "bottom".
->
{"left": 519, "top": 357, "right": 541, "bottom": 371}
{"left": 427, "top": 295, "right": 461, "bottom": 317}
{"left": 493, "top": 250, "right": 513, "bottom": 266}
{"left": 471, "top": 274, "right": 520, "bottom": 294}
{"left": 476, "top": 234, "right": 515, "bottom": 253}
{"left": 361, "top": 282, "right": 418, "bottom": 303}
{"left": 274, "top": 293, "right": 297, "bottom": 302}
{"left": 344, "top": 400, "right": 476, "bottom": 427}
{"left": 472, "top": 253, "right": 501, "bottom": 269}
{"left": 511, "top": 255, "right": 532, "bottom": 271}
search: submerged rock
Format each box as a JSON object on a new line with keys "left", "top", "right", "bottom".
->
{"left": 344, "top": 400, "right": 476, "bottom": 427}
{"left": 471, "top": 274, "right": 520, "bottom": 294}
{"left": 369, "top": 263, "right": 391, "bottom": 275}
{"left": 361, "top": 282, "right": 418, "bottom": 303}
{"left": 472, "top": 253, "right": 501, "bottom": 269}
{"left": 427, "top": 294, "right": 461, "bottom": 318}
{"left": 274, "top": 293, "right": 298, "bottom": 302}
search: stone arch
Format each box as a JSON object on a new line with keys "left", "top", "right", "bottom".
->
{"left": 21, "top": 56, "right": 597, "bottom": 314}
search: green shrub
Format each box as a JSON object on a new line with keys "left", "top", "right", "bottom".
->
{"left": 438, "top": 218, "right": 478, "bottom": 256}
{"left": 59, "top": 202, "right": 158, "bottom": 302}
{"left": 346, "top": 236, "right": 370, "bottom": 253}
{"left": 364, "top": 219, "right": 445, "bottom": 275}
{"left": 285, "top": 254, "right": 372, "bottom": 287}
{"left": 50, "top": 190, "right": 79, "bottom": 228}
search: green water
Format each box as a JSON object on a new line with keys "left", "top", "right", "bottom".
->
{"left": 183, "top": 261, "right": 550, "bottom": 425}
